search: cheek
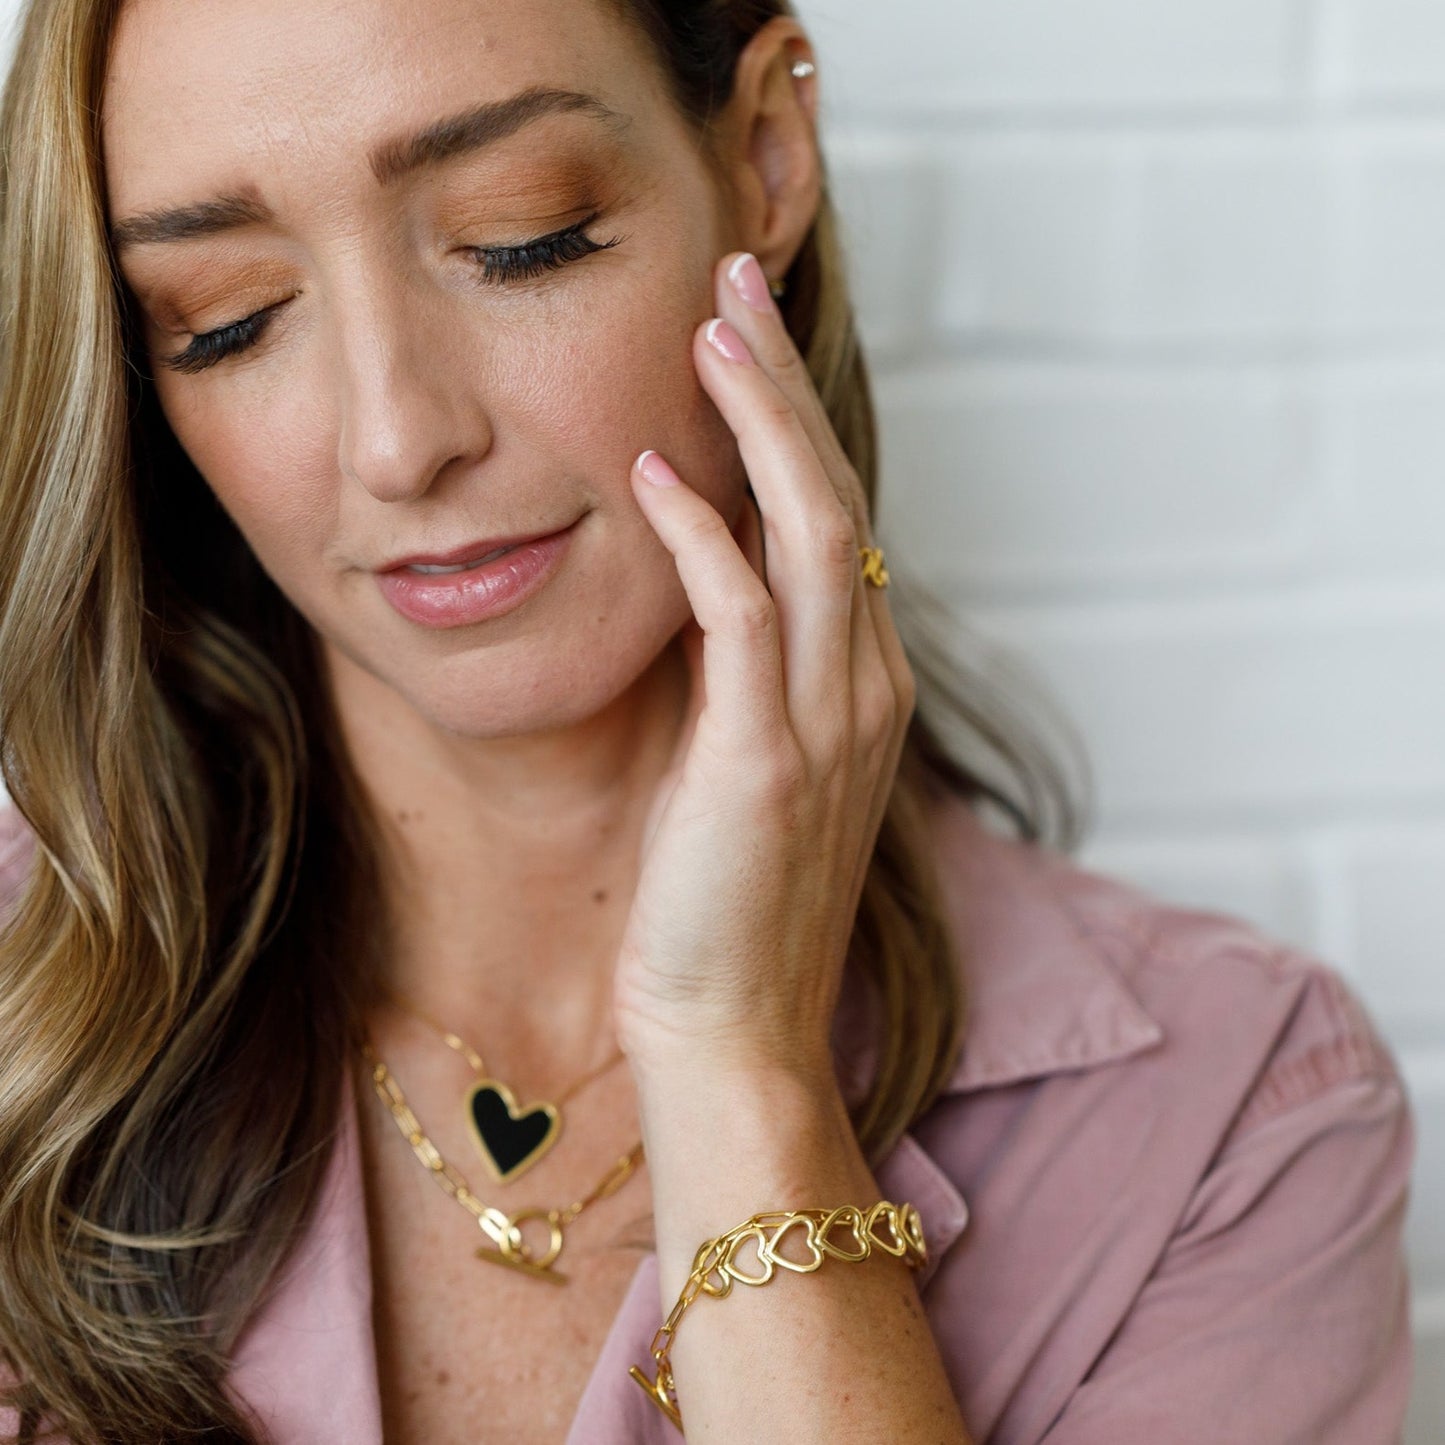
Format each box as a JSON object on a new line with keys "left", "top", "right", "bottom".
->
{"left": 158, "top": 378, "right": 336, "bottom": 593}
{"left": 507, "top": 272, "right": 744, "bottom": 520}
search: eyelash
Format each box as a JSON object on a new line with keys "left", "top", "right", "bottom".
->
{"left": 160, "top": 213, "right": 623, "bottom": 375}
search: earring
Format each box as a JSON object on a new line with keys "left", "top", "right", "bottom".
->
{"left": 790, "top": 59, "right": 815, "bottom": 80}
{"left": 768, "top": 276, "right": 787, "bottom": 301}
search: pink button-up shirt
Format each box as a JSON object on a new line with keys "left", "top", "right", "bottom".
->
{"left": 0, "top": 793, "right": 1416, "bottom": 1442}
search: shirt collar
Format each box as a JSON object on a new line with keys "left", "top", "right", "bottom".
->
{"left": 833, "top": 793, "right": 1165, "bottom": 1101}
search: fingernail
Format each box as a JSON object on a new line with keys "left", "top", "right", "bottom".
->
{"left": 705, "top": 317, "right": 753, "bottom": 365}
{"left": 637, "top": 449, "right": 681, "bottom": 487}
{"left": 727, "top": 252, "right": 776, "bottom": 314}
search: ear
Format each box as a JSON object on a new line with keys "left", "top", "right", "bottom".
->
{"left": 714, "top": 17, "right": 822, "bottom": 288}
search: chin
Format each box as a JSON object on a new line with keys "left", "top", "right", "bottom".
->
{"left": 338, "top": 605, "right": 689, "bottom": 741}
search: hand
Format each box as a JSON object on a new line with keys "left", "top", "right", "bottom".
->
{"left": 613, "top": 250, "right": 917, "bottom": 1086}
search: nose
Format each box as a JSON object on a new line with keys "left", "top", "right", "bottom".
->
{"left": 331, "top": 278, "right": 493, "bottom": 503}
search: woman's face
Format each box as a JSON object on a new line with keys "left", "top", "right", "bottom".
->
{"left": 101, "top": 0, "right": 753, "bottom": 737}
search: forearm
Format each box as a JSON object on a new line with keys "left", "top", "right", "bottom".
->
{"left": 635, "top": 1061, "right": 975, "bottom": 1444}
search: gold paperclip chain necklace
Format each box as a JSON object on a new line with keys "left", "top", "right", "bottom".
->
{"left": 360, "top": 1038, "right": 646, "bottom": 1284}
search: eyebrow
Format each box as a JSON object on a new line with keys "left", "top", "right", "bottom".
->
{"left": 108, "top": 86, "right": 628, "bottom": 252}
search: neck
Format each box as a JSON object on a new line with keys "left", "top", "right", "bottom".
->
{"left": 325, "top": 633, "right": 691, "bottom": 1074}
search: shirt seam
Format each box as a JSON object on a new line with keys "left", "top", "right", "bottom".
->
{"left": 1228, "top": 1029, "right": 1398, "bottom": 1136}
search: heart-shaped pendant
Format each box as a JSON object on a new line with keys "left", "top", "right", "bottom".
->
{"left": 466, "top": 1079, "right": 560, "bottom": 1183}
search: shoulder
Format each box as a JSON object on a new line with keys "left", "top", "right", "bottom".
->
{"left": 1043, "top": 832, "right": 1402, "bottom": 1128}
{"left": 910, "top": 797, "right": 1415, "bottom": 1442}
{"left": 924, "top": 791, "right": 1408, "bottom": 1141}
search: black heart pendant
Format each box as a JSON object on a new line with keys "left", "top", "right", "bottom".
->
{"left": 465, "top": 1079, "right": 560, "bottom": 1183}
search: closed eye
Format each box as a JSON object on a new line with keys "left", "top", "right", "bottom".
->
{"left": 466, "top": 211, "right": 623, "bottom": 284}
{"left": 158, "top": 212, "right": 625, "bottom": 376}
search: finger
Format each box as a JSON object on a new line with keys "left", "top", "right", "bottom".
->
{"left": 854, "top": 613, "right": 916, "bottom": 888}
{"left": 708, "top": 279, "right": 916, "bottom": 965}
{"left": 714, "top": 255, "right": 917, "bottom": 934}
{"left": 717, "top": 251, "right": 870, "bottom": 543}
{"left": 697, "top": 314, "right": 910, "bottom": 802}
{"left": 712, "top": 252, "right": 901, "bottom": 693}
{"left": 715, "top": 253, "right": 915, "bottom": 768}
{"left": 694, "top": 316, "right": 857, "bottom": 751}
{"left": 631, "top": 448, "right": 787, "bottom": 755}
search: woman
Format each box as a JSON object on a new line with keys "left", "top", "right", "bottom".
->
{"left": 0, "top": 0, "right": 1415, "bottom": 1441}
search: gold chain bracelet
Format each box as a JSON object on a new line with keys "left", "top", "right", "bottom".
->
{"left": 628, "top": 1199, "right": 927, "bottom": 1431}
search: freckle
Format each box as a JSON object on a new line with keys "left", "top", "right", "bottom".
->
{"left": 592, "top": 888, "right": 608, "bottom": 904}
{"left": 436, "top": 1369, "right": 450, "bottom": 1385}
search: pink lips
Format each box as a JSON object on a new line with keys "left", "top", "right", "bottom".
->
{"left": 374, "top": 519, "right": 580, "bottom": 629}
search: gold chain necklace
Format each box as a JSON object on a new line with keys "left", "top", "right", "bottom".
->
{"left": 360, "top": 1038, "right": 645, "bottom": 1283}
{"left": 382, "top": 990, "right": 628, "bottom": 1183}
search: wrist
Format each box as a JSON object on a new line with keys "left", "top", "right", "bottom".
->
{"left": 623, "top": 1029, "right": 840, "bottom": 1099}
{"left": 632, "top": 1050, "right": 852, "bottom": 1177}
{"left": 634, "top": 1060, "right": 875, "bottom": 1300}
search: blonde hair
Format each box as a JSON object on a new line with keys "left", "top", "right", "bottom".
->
{"left": 0, "top": 0, "right": 1085, "bottom": 1438}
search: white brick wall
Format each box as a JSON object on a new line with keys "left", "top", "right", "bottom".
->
{"left": 813, "top": 1, "right": 1444, "bottom": 1437}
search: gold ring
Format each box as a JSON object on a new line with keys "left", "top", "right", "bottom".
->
{"left": 858, "top": 545, "right": 889, "bottom": 588}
